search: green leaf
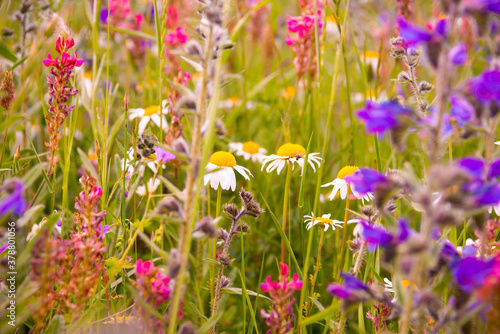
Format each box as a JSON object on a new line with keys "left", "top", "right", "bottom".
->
{"left": 221, "top": 287, "right": 271, "bottom": 302}
{"left": 300, "top": 303, "right": 340, "bottom": 326}
{"left": 238, "top": 270, "right": 260, "bottom": 334}
{"left": 44, "top": 315, "right": 65, "bottom": 334}
{"left": 0, "top": 41, "right": 17, "bottom": 62}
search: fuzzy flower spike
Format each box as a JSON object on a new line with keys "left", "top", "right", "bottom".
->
{"left": 322, "top": 165, "right": 373, "bottom": 202}
{"left": 261, "top": 143, "right": 322, "bottom": 175}
{"left": 43, "top": 36, "right": 83, "bottom": 176}
{"left": 261, "top": 262, "right": 303, "bottom": 334}
{"left": 204, "top": 151, "right": 253, "bottom": 191}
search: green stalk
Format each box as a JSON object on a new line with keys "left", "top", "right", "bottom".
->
{"left": 336, "top": 188, "right": 351, "bottom": 279}
{"left": 281, "top": 163, "right": 293, "bottom": 263}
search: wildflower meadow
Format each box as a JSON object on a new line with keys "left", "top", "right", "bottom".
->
{"left": 2, "top": 0, "right": 500, "bottom": 333}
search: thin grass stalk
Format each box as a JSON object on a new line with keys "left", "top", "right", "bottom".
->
{"left": 336, "top": 188, "right": 351, "bottom": 279}
{"left": 281, "top": 162, "right": 293, "bottom": 263}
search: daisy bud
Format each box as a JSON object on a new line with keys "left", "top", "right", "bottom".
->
{"left": 13, "top": 145, "right": 21, "bottom": 163}
{"left": 124, "top": 92, "right": 129, "bottom": 111}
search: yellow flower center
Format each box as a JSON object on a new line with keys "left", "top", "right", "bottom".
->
{"left": 88, "top": 153, "right": 98, "bottom": 160}
{"left": 117, "top": 316, "right": 131, "bottom": 322}
{"left": 144, "top": 105, "right": 160, "bottom": 116}
{"left": 144, "top": 153, "right": 157, "bottom": 162}
{"left": 84, "top": 71, "right": 92, "bottom": 79}
{"left": 209, "top": 151, "right": 237, "bottom": 167}
{"left": 337, "top": 165, "right": 359, "bottom": 179}
{"left": 242, "top": 141, "right": 261, "bottom": 154}
{"left": 314, "top": 217, "right": 334, "bottom": 226}
{"left": 361, "top": 50, "right": 379, "bottom": 60}
{"left": 402, "top": 280, "right": 417, "bottom": 290}
{"left": 277, "top": 143, "right": 306, "bottom": 158}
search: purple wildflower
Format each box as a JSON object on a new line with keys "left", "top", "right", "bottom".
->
{"left": 449, "top": 43, "right": 468, "bottom": 66}
{"left": 260, "top": 263, "right": 302, "bottom": 334}
{"left": 344, "top": 168, "right": 389, "bottom": 196}
{"left": 457, "top": 157, "right": 485, "bottom": 179}
{"left": 327, "top": 272, "right": 371, "bottom": 301}
{"left": 0, "top": 179, "right": 26, "bottom": 216}
{"left": 154, "top": 146, "right": 176, "bottom": 164}
{"left": 465, "top": 181, "right": 500, "bottom": 206}
{"left": 452, "top": 257, "right": 496, "bottom": 293}
{"left": 467, "top": 70, "right": 500, "bottom": 104}
{"left": 450, "top": 95, "right": 476, "bottom": 126}
{"left": 457, "top": 156, "right": 500, "bottom": 180}
{"left": 397, "top": 17, "right": 447, "bottom": 45}
{"left": 356, "top": 100, "right": 411, "bottom": 135}
{"left": 463, "top": 0, "right": 500, "bottom": 15}
{"left": 360, "top": 221, "right": 394, "bottom": 252}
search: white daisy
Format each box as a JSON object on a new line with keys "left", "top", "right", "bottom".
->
{"left": 383, "top": 278, "right": 395, "bottom": 293}
{"left": 303, "top": 213, "right": 359, "bottom": 232}
{"left": 204, "top": 151, "right": 253, "bottom": 191}
{"left": 136, "top": 178, "right": 161, "bottom": 196}
{"left": 383, "top": 278, "right": 416, "bottom": 294}
{"left": 121, "top": 148, "right": 164, "bottom": 176}
{"left": 321, "top": 165, "right": 373, "bottom": 203}
{"left": 261, "top": 143, "right": 322, "bottom": 175}
{"left": 26, "top": 219, "right": 61, "bottom": 242}
{"left": 489, "top": 204, "right": 500, "bottom": 216}
{"left": 360, "top": 50, "right": 380, "bottom": 77}
{"left": 228, "top": 141, "right": 267, "bottom": 163}
{"left": 128, "top": 100, "right": 169, "bottom": 135}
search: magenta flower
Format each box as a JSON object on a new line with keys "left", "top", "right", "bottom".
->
{"left": 260, "top": 263, "right": 302, "bottom": 334}
{"left": 43, "top": 36, "right": 83, "bottom": 176}
{"left": 136, "top": 259, "right": 155, "bottom": 276}
{"left": 165, "top": 26, "right": 188, "bottom": 46}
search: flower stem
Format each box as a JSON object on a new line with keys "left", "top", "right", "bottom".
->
{"left": 336, "top": 188, "right": 351, "bottom": 279}
{"left": 282, "top": 162, "right": 293, "bottom": 264}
